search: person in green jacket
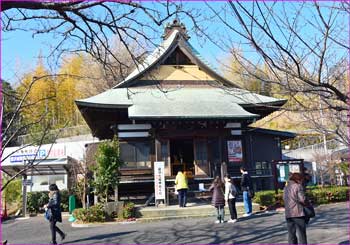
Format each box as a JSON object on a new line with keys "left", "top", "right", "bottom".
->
{"left": 175, "top": 171, "right": 188, "bottom": 207}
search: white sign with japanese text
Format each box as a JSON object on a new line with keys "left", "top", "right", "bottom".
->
{"left": 154, "top": 161, "right": 165, "bottom": 200}
{"left": 7, "top": 144, "right": 66, "bottom": 164}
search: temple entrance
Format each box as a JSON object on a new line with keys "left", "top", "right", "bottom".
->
{"left": 170, "top": 139, "right": 194, "bottom": 176}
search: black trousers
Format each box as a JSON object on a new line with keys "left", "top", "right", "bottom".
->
{"left": 228, "top": 198, "right": 237, "bottom": 220}
{"left": 50, "top": 220, "right": 64, "bottom": 244}
{"left": 286, "top": 217, "right": 307, "bottom": 244}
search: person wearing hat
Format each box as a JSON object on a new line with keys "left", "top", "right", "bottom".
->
{"left": 44, "top": 184, "right": 66, "bottom": 244}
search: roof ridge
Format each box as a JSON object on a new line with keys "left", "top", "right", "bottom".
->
{"left": 113, "top": 30, "right": 180, "bottom": 89}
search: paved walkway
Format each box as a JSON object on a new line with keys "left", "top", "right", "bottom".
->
{"left": 2, "top": 202, "right": 349, "bottom": 244}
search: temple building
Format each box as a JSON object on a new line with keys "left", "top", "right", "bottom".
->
{"left": 76, "top": 19, "right": 294, "bottom": 196}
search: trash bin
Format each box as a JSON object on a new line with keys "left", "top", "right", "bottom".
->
{"left": 68, "top": 195, "right": 76, "bottom": 222}
{"left": 69, "top": 195, "right": 76, "bottom": 214}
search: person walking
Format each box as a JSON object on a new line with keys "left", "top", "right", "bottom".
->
{"left": 209, "top": 176, "right": 226, "bottom": 223}
{"left": 224, "top": 174, "right": 238, "bottom": 223}
{"left": 240, "top": 167, "right": 253, "bottom": 216}
{"left": 44, "top": 184, "right": 66, "bottom": 244}
{"left": 175, "top": 171, "right": 188, "bottom": 207}
{"left": 283, "top": 173, "right": 308, "bottom": 244}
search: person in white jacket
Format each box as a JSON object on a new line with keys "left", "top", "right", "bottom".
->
{"left": 224, "top": 174, "right": 238, "bottom": 223}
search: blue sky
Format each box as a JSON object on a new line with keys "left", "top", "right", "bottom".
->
{"left": 1, "top": 24, "right": 225, "bottom": 84}
{"left": 2, "top": 29, "right": 54, "bottom": 83}
{"left": 1, "top": 1, "right": 347, "bottom": 85}
{"left": 1, "top": 2, "right": 229, "bottom": 85}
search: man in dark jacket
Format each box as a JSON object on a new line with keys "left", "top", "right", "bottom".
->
{"left": 240, "top": 167, "right": 253, "bottom": 216}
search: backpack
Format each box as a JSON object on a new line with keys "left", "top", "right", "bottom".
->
{"left": 230, "top": 183, "right": 238, "bottom": 196}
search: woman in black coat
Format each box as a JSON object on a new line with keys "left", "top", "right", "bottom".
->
{"left": 208, "top": 176, "right": 225, "bottom": 223}
{"left": 45, "top": 184, "right": 66, "bottom": 244}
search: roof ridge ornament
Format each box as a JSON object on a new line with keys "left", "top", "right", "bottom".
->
{"left": 162, "top": 18, "right": 190, "bottom": 40}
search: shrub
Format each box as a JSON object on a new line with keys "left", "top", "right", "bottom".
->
{"left": 253, "top": 190, "right": 284, "bottom": 207}
{"left": 73, "top": 204, "right": 106, "bottom": 223}
{"left": 3, "top": 179, "right": 22, "bottom": 204}
{"left": 253, "top": 190, "right": 275, "bottom": 207}
{"left": 253, "top": 186, "right": 349, "bottom": 207}
{"left": 307, "top": 186, "right": 349, "bottom": 204}
{"left": 123, "top": 202, "right": 135, "bottom": 219}
{"left": 27, "top": 192, "right": 49, "bottom": 213}
{"left": 60, "top": 190, "right": 69, "bottom": 211}
{"left": 27, "top": 190, "right": 69, "bottom": 213}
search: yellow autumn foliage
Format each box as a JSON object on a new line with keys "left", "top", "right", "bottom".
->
{"left": 17, "top": 60, "right": 56, "bottom": 131}
{"left": 56, "top": 55, "right": 85, "bottom": 127}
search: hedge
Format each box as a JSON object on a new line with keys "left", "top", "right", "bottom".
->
{"left": 307, "top": 186, "right": 349, "bottom": 204}
{"left": 72, "top": 202, "right": 137, "bottom": 223}
{"left": 27, "top": 190, "right": 70, "bottom": 213}
{"left": 253, "top": 186, "right": 349, "bottom": 207}
{"left": 252, "top": 190, "right": 284, "bottom": 207}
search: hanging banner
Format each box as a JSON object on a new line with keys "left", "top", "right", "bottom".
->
{"left": 227, "top": 140, "right": 243, "bottom": 162}
{"left": 154, "top": 161, "right": 165, "bottom": 200}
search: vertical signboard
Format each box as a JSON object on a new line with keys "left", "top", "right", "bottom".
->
{"left": 154, "top": 161, "right": 165, "bottom": 201}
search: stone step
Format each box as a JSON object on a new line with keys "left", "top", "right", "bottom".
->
{"left": 137, "top": 202, "right": 259, "bottom": 220}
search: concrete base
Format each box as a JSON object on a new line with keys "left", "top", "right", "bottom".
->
{"left": 137, "top": 202, "right": 259, "bottom": 221}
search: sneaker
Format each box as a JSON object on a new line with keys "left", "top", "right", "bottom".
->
{"left": 215, "top": 220, "right": 220, "bottom": 224}
{"left": 228, "top": 219, "right": 237, "bottom": 223}
{"left": 243, "top": 213, "right": 252, "bottom": 217}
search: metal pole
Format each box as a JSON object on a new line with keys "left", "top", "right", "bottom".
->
{"left": 22, "top": 174, "right": 27, "bottom": 217}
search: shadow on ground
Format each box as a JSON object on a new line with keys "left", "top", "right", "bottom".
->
{"left": 66, "top": 231, "right": 136, "bottom": 244}
{"left": 131, "top": 212, "right": 286, "bottom": 244}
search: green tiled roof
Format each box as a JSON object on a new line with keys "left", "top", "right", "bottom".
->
{"left": 76, "top": 87, "right": 285, "bottom": 119}
{"left": 76, "top": 89, "right": 132, "bottom": 108}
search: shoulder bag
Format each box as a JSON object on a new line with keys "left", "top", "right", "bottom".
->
{"left": 303, "top": 205, "right": 315, "bottom": 219}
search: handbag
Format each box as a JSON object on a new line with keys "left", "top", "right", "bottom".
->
{"left": 247, "top": 187, "right": 255, "bottom": 198}
{"left": 303, "top": 205, "right": 315, "bottom": 218}
{"left": 44, "top": 208, "right": 52, "bottom": 221}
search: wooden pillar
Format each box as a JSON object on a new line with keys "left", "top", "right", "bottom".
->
{"left": 221, "top": 162, "right": 227, "bottom": 180}
{"left": 271, "top": 160, "right": 278, "bottom": 194}
{"left": 155, "top": 138, "right": 161, "bottom": 161}
{"left": 114, "top": 185, "right": 119, "bottom": 203}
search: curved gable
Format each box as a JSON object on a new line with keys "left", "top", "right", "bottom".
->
{"left": 114, "top": 30, "right": 239, "bottom": 89}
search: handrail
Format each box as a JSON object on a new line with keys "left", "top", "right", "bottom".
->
{"left": 285, "top": 139, "right": 345, "bottom": 152}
